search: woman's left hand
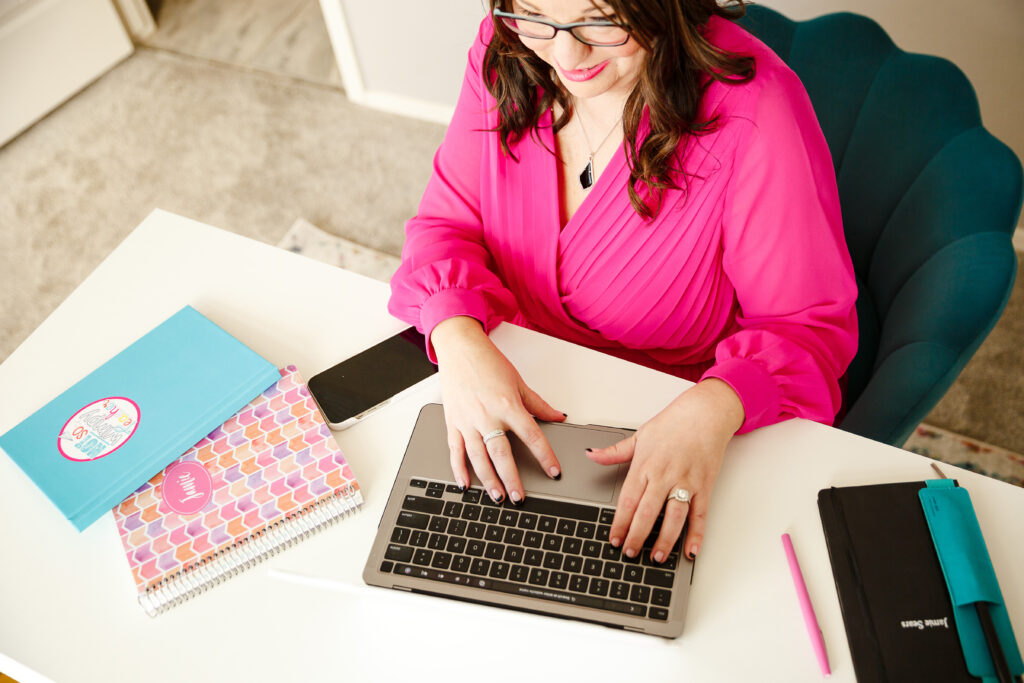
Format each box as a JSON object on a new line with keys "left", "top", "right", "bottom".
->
{"left": 586, "top": 379, "right": 744, "bottom": 564}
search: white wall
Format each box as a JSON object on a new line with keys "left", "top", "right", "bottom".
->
{"left": 321, "top": 0, "right": 1023, "bottom": 168}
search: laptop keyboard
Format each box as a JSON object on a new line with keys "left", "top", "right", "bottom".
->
{"left": 379, "top": 477, "right": 683, "bottom": 621}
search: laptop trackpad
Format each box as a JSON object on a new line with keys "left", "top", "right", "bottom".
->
{"left": 508, "top": 424, "right": 626, "bottom": 505}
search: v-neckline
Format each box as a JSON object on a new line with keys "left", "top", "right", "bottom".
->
{"left": 542, "top": 107, "right": 626, "bottom": 242}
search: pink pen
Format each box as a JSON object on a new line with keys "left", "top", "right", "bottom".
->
{"left": 782, "top": 533, "right": 831, "bottom": 677}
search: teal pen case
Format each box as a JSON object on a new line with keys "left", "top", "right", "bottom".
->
{"left": 919, "top": 480, "right": 1024, "bottom": 679}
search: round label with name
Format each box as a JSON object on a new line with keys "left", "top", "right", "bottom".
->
{"left": 57, "top": 397, "right": 140, "bottom": 462}
{"left": 162, "top": 461, "right": 214, "bottom": 515}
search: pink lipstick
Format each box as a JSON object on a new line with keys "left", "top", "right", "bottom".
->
{"left": 558, "top": 59, "right": 609, "bottom": 82}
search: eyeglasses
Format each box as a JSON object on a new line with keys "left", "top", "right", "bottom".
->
{"left": 493, "top": 7, "right": 629, "bottom": 47}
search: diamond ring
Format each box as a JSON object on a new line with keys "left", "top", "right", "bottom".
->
{"left": 667, "top": 488, "right": 692, "bottom": 504}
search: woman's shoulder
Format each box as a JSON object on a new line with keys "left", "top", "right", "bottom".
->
{"left": 702, "top": 15, "right": 808, "bottom": 115}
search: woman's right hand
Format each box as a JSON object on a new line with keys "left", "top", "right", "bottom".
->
{"left": 430, "top": 316, "right": 566, "bottom": 504}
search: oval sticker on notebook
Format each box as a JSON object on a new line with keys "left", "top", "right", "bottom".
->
{"left": 58, "top": 397, "right": 140, "bottom": 462}
{"left": 162, "top": 461, "right": 214, "bottom": 515}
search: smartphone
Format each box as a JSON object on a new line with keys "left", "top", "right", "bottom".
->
{"left": 308, "top": 327, "right": 438, "bottom": 429}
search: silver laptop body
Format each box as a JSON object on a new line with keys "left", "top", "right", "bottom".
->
{"left": 363, "top": 403, "right": 692, "bottom": 638}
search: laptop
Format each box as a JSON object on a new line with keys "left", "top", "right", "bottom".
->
{"left": 363, "top": 403, "right": 693, "bottom": 638}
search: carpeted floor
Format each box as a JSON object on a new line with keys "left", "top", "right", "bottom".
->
{"left": 0, "top": 36, "right": 1022, "bottom": 465}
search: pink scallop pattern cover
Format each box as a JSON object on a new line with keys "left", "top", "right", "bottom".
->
{"left": 113, "top": 365, "right": 361, "bottom": 609}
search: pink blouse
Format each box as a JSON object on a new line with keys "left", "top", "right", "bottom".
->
{"left": 388, "top": 16, "right": 858, "bottom": 434}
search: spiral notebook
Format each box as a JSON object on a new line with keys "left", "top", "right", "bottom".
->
{"left": 113, "top": 366, "right": 362, "bottom": 616}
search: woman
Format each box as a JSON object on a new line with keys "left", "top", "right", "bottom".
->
{"left": 389, "top": 0, "right": 857, "bottom": 566}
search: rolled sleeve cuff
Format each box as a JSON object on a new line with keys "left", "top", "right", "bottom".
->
{"left": 420, "top": 287, "right": 492, "bottom": 362}
{"left": 701, "top": 357, "right": 781, "bottom": 435}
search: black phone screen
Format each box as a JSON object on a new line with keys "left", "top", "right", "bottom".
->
{"left": 308, "top": 328, "right": 438, "bottom": 424}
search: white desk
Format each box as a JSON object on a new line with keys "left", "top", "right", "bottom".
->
{"left": 1, "top": 210, "right": 1022, "bottom": 682}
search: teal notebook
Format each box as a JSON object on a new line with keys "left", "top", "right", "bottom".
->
{"left": 0, "top": 306, "right": 279, "bottom": 531}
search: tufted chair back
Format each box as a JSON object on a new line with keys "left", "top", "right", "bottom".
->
{"left": 737, "top": 6, "right": 1023, "bottom": 446}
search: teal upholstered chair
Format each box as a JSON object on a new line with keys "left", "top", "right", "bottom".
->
{"left": 737, "top": 6, "right": 1023, "bottom": 446}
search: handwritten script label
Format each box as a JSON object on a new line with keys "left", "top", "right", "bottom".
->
{"left": 58, "top": 397, "right": 140, "bottom": 462}
{"left": 162, "top": 461, "right": 214, "bottom": 515}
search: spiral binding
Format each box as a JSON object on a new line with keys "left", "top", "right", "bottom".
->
{"left": 139, "top": 486, "right": 362, "bottom": 616}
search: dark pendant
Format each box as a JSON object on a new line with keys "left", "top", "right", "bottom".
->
{"left": 579, "top": 160, "right": 594, "bottom": 190}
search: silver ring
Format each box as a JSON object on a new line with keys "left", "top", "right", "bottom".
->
{"left": 482, "top": 429, "right": 505, "bottom": 444}
{"left": 667, "top": 488, "right": 692, "bottom": 504}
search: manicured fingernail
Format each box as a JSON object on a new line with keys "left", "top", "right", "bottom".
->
{"left": 610, "top": 536, "right": 621, "bottom": 547}
{"left": 509, "top": 490, "right": 522, "bottom": 503}
{"left": 548, "top": 466, "right": 561, "bottom": 479}
{"left": 456, "top": 479, "right": 467, "bottom": 491}
{"left": 561, "top": 412, "right": 567, "bottom": 417}
{"left": 624, "top": 547, "right": 637, "bottom": 558}
{"left": 490, "top": 489, "right": 503, "bottom": 503}
{"left": 688, "top": 544, "right": 698, "bottom": 560}
{"left": 585, "top": 448, "right": 593, "bottom": 453}
{"left": 654, "top": 550, "right": 665, "bottom": 563}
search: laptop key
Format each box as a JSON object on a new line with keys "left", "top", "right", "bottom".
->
{"left": 610, "top": 581, "right": 630, "bottom": 600}
{"left": 524, "top": 531, "right": 543, "bottom": 548}
{"left": 428, "top": 533, "right": 447, "bottom": 550}
{"left": 599, "top": 508, "right": 615, "bottom": 525}
{"left": 504, "top": 546, "right": 524, "bottom": 563}
{"left": 448, "top": 519, "right": 467, "bottom": 536}
{"left": 426, "top": 482, "right": 445, "bottom": 498}
{"left": 385, "top": 544, "right": 413, "bottom": 562}
{"left": 499, "top": 510, "right": 519, "bottom": 526}
{"left": 466, "top": 540, "right": 486, "bottom": 557}
{"left": 413, "top": 549, "right": 433, "bottom": 566}
{"left": 555, "top": 519, "right": 576, "bottom": 535}
{"left": 402, "top": 495, "right": 443, "bottom": 515}
{"left": 569, "top": 575, "right": 589, "bottom": 593}
{"left": 467, "top": 522, "right": 486, "bottom": 539}
{"left": 446, "top": 484, "right": 463, "bottom": 494}
{"left": 562, "top": 537, "right": 582, "bottom": 555}
{"left": 630, "top": 584, "right": 651, "bottom": 603}
{"left": 524, "top": 549, "right": 544, "bottom": 566}
{"left": 542, "top": 534, "right": 562, "bottom": 552}
{"left": 543, "top": 552, "right": 563, "bottom": 570}
{"left": 582, "top": 541, "right": 601, "bottom": 558}
{"left": 517, "top": 513, "right": 538, "bottom": 530}
{"left": 550, "top": 571, "right": 569, "bottom": 589}
{"left": 446, "top": 536, "right": 467, "bottom": 554}
{"left": 461, "top": 504, "right": 482, "bottom": 521}
{"left": 652, "top": 589, "right": 672, "bottom": 607}
{"left": 452, "top": 556, "right": 470, "bottom": 573}
{"left": 588, "top": 578, "right": 609, "bottom": 597}
{"left": 485, "top": 543, "right": 504, "bottom": 560}
{"left": 485, "top": 525, "right": 504, "bottom": 542}
{"left": 537, "top": 516, "right": 557, "bottom": 533}
{"left": 601, "top": 544, "right": 621, "bottom": 561}
{"left": 429, "top": 517, "right": 448, "bottom": 533}
{"left": 461, "top": 488, "right": 481, "bottom": 504}
{"left": 564, "top": 556, "right": 583, "bottom": 574}
{"left": 576, "top": 522, "right": 596, "bottom": 539}
{"left": 503, "top": 528, "right": 524, "bottom": 545}
{"left": 583, "top": 559, "right": 603, "bottom": 576}
{"left": 510, "top": 565, "right": 530, "bottom": 583}
{"left": 397, "top": 511, "right": 430, "bottom": 529}
{"left": 489, "top": 562, "right": 510, "bottom": 580}
{"left": 481, "top": 507, "right": 501, "bottom": 524}
{"left": 624, "top": 565, "right": 644, "bottom": 583}
{"left": 603, "top": 563, "right": 623, "bottom": 580}
{"left": 643, "top": 568, "right": 675, "bottom": 588}
{"left": 410, "top": 530, "right": 429, "bottom": 547}
{"left": 470, "top": 559, "right": 490, "bottom": 576}
{"left": 662, "top": 554, "right": 679, "bottom": 570}
{"left": 529, "top": 568, "right": 549, "bottom": 586}
{"left": 410, "top": 479, "right": 427, "bottom": 488}
{"left": 649, "top": 607, "right": 669, "bottom": 621}
{"left": 432, "top": 552, "right": 452, "bottom": 570}
{"left": 380, "top": 561, "right": 394, "bottom": 573}
{"left": 443, "top": 501, "right": 463, "bottom": 518}
{"left": 596, "top": 525, "right": 611, "bottom": 542}
{"left": 391, "top": 527, "right": 410, "bottom": 544}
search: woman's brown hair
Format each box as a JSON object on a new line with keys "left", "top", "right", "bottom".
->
{"left": 484, "top": 0, "right": 755, "bottom": 219}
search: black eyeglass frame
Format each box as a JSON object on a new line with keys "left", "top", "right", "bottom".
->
{"left": 492, "top": 7, "right": 630, "bottom": 47}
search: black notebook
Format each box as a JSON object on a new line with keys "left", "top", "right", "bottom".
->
{"left": 818, "top": 482, "right": 977, "bottom": 683}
